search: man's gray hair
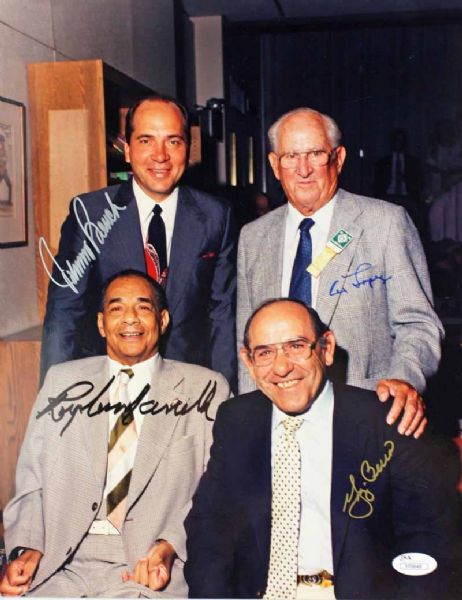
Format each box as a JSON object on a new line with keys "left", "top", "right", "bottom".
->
{"left": 267, "top": 107, "right": 342, "bottom": 152}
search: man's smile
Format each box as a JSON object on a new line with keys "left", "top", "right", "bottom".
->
{"left": 275, "top": 379, "right": 300, "bottom": 389}
{"left": 120, "top": 331, "right": 143, "bottom": 338}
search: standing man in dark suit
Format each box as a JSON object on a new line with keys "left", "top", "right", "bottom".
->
{"left": 374, "top": 128, "right": 423, "bottom": 205}
{"left": 40, "top": 94, "right": 237, "bottom": 388}
{"left": 374, "top": 128, "right": 425, "bottom": 237}
{"left": 186, "top": 299, "right": 462, "bottom": 600}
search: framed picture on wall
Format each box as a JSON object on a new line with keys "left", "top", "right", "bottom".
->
{"left": 0, "top": 95, "right": 27, "bottom": 248}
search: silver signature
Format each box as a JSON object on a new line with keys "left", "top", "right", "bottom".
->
{"left": 39, "top": 193, "right": 126, "bottom": 294}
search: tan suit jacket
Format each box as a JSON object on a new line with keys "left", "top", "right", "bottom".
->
{"left": 4, "top": 355, "right": 229, "bottom": 596}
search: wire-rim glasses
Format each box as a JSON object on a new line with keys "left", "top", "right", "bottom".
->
{"left": 249, "top": 336, "right": 320, "bottom": 367}
{"left": 278, "top": 147, "right": 338, "bottom": 169}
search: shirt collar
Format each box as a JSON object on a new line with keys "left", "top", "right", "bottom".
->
{"left": 132, "top": 178, "right": 179, "bottom": 226}
{"left": 271, "top": 379, "right": 334, "bottom": 431}
{"left": 286, "top": 192, "right": 337, "bottom": 233}
{"left": 107, "top": 353, "right": 161, "bottom": 382}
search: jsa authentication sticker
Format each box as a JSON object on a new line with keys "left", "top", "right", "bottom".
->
{"left": 392, "top": 553, "right": 437, "bottom": 576}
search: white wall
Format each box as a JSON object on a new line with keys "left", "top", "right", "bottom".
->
{"left": 191, "top": 15, "right": 223, "bottom": 106}
{"left": 0, "top": 0, "right": 177, "bottom": 336}
{"left": 191, "top": 15, "right": 226, "bottom": 184}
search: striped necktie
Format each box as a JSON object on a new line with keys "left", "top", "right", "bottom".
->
{"left": 106, "top": 367, "right": 136, "bottom": 532}
{"left": 264, "top": 416, "right": 303, "bottom": 599}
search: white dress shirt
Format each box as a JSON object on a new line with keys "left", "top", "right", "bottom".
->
{"left": 271, "top": 381, "right": 334, "bottom": 575}
{"left": 107, "top": 353, "right": 161, "bottom": 436}
{"left": 281, "top": 194, "right": 337, "bottom": 308}
{"left": 132, "top": 179, "right": 178, "bottom": 263}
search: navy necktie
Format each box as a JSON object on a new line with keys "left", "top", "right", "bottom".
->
{"left": 289, "top": 218, "right": 315, "bottom": 305}
{"left": 147, "top": 204, "right": 167, "bottom": 276}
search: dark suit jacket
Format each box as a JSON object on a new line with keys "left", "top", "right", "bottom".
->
{"left": 41, "top": 180, "right": 237, "bottom": 388}
{"left": 185, "top": 385, "right": 462, "bottom": 599}
{"left": 374, "top": 153, "right": 423, "bottom": 203}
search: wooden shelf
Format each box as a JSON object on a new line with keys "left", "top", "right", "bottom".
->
{"left": 28, "top": 59, "right": 153, "bottom": 320}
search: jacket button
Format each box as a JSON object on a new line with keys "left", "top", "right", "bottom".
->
{"left": 256, "top": 591, "right": 262, "bottom": 598}
{"left": 92, "top": 502, "right": 98, "bottom": 511}
{"left": 66, "top": 547, "right": 72, "bottom": 556}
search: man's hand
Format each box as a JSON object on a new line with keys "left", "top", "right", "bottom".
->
{"left": 0, "top": 549, "right": 43, "bottom": 596}
{"left": 376, "top": 379, "right": 427, "bottom": 438}
{"left": 122, "top": 540, "right": 176, "bottom": 591}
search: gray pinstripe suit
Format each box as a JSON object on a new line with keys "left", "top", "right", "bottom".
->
{"left": 4, "top": 355, "right": 229, "bottom": 596}
{"left": 237, "top": 188, "right": 443, "bottom": 393}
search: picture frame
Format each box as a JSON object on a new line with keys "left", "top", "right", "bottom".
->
{"left": 0, "top": 95, "right": 27, "bottom": 248}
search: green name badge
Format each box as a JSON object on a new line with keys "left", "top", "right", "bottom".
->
{"left": 329, "top": 229, "right": 353, "bottom": 252}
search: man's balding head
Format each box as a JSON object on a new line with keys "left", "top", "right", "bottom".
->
{"left": 240, "top": 299, "right": 335, "bottom": 414}
{"left": 267, "top": 108, "right": 346, "bottom": 216}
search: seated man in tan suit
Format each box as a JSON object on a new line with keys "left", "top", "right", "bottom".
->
{"left": 1, "top": 270, "right": 229, "bottom": 597}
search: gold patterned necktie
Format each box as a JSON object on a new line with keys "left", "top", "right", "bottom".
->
{"left": 264, "top": 416, "right": 303, "bottom": 599}
{"left": 106, "top": 367, "right": 135, "bottom": 532}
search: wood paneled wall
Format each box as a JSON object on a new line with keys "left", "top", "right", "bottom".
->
{"left": 0, "top": 336, "right": 40, "bottom": 510}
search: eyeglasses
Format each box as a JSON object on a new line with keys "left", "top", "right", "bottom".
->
{"left": 278, "top": 148, "right": 338, "bottom": 169}
{"left": 249, "top": 337, "right": 320, "bottom": 367}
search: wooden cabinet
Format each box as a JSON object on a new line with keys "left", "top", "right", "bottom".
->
{"left": 28, "top": 59, "right": 153, "bottom": 319}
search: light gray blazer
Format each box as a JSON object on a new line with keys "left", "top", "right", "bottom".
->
{"left": 4, "top": 355, "right": 230, "bottom": 596}
{"left": 237, "top": 188, "right": 443, "bottom": 393}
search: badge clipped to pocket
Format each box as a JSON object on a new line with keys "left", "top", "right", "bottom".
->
{"left": 308, "top": 229, "right": 353, "bottom": 278}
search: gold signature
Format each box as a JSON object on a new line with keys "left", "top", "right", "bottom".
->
{"left": 342, "top": 440, "right": 394, "bottom": 519}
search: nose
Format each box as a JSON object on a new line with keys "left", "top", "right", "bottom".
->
{"left": 123, "top": 306, "right": 140, "bottom": 325}
{"left": 296, "top": 153, "right": 312, "bottom": 178}
{"left": 150, "top": 141, "right": 169, "bottom": 163}
{"left": 272, "top": 347, "right": 294, "bottom": 376}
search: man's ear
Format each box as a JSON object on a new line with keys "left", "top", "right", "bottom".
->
{"left": 97, "top": 312, "right": 106, "bottom": 339}
{"left": 321, "top": 331, "right": 336, "bottom": 367}
{"left": 124, "top": 142, "right": 131, "bottom": 164}
{"left": 268, "top": 152, "right": 281, "bottom": 181}
{"left": 239, "top": 347, "right": 257, "bottom": 381}
{"left": 159, "top": 309, "right": 170, "bottom": 335}
{"left": 334, "top": 146, "right": 346, "bottom": 175}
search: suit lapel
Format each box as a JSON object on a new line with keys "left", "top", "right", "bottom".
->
{"left": 76, "top": 358, "right": 112, "bottom": 485}
{"left": 166, "top": 187, "right": 206, "bottom": 315}
{"left": 258, "top": 206, "right": 288, "bottom": 299}
{"left": 330, "top": 385, "right": 369, "bottom": 573}
{"left": 109, "top": 179, "right": 146, "bottom": 271}
{"left": 126, "top": 359, "right": 184, "bottom": 512}
{"left": 243, "top": 392, "right": 273, "bottom": 575}
{"left": 317, "top": 190, "right": 364, "bottom": 326}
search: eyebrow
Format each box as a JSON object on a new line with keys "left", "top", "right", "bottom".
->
{"left": 135, "top": 133, "right": 186, "bottom": 141}
{"left": 252, "top": 337, "right": 309, "bottom": 349}
{"left": 106, "top": 296, "right": 154, "bottom": 305}
{"left": 281, "top": 147, "right": 326, "bottom": 153}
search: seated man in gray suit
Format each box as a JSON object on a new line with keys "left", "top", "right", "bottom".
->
{"left": 186, "top": 299, "right": 461, "bottom": 599}
{"left": 237, "top": 108, "right": 444, "bottom": 437}
{"left": 1, "top": 270, "right": 229, "bottom": 597}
